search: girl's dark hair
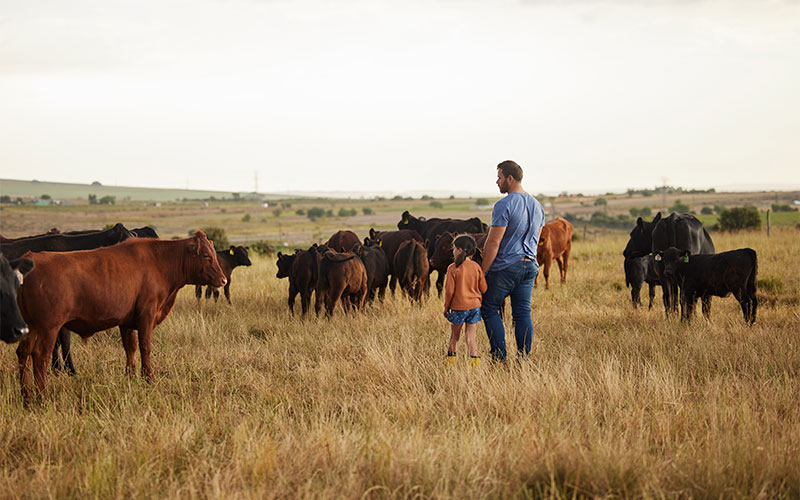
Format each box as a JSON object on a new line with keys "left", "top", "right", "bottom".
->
{"left": 453, "top": 234, "right": 477, "bottom": 267}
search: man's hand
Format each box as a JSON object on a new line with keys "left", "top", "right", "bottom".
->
{"left": 481, "top": 225, "right": 506, "bottom": 274}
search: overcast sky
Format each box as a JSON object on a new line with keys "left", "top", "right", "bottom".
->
{"left": 1, "top": 0, "right": 798, "bottom": 195}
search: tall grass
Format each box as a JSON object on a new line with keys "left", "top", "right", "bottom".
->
{"left": 1, "top": 230, "right": 798, "bottom": 498}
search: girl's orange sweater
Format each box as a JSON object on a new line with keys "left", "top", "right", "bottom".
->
{"left": 443, "top": 259, "right": 488, "bottom": 311}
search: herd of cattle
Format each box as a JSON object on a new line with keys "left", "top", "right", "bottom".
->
{"left": 0, "top": 209, "right": 758, "bottom": 402}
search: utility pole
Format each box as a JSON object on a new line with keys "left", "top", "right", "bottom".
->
{"left": 254, "top": 170, "right": 259, "bottom": 193}
{"left": 661, "top": 177, "right": 668, "bottom": 214}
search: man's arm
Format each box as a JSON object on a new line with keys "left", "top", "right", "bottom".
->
{"left": 481, "top": 226, "right": 506, "bottom": 275}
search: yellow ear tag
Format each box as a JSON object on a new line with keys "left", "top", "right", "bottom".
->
{"left": 538, "top": 241, "right": 544, "bottom": 246}
{"left": 378, "top": 241, "right": 382, "bottom": 247}
{"left": 229, "top": 249, "right": 235, "bottom": 255}
{"left": 403, "top": 220, "right": 408, "bottom": 224}
{"left": 682, "top": 255, "right": 689, "bottom": 263}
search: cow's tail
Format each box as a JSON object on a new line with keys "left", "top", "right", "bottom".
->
{"left": 668, "top": 216, "right": 677, "bottom": 247}
{"left": 405, "top": 241, "right": 416, "bottom": 285}
{"left": 747, "top": 248, "right": 758, "bottom": 295}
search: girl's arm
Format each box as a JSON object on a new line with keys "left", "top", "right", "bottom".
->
{"left": 443, "top": 265, "right": 455, "bottom": 312}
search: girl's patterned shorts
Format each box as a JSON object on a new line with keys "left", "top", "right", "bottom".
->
{"left": 446, "top": 307, "right": 482, "bottom": 325}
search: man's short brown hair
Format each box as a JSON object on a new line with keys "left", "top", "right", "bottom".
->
{"left": 497, "top": 160, "right": 523, "bottom": 182}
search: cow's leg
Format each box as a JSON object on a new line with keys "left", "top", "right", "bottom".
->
{"left": 212, "top": 289, "right": 220, "bottom": 302}
{"left": 195, "top": 285, "right": 202, "bottom": 301}
{"left": 631, "top": 281, "right": 642, "bottom": 309}
{"left": 561, "top": 247, "right": 570, "bottom": 283}
{"left": 378, "top": 282, "right": 387, "bottom": 302}
{"left": 51, "top": 333, "right": 64, "bottom": 374}
{"left": 543, "top": 259, "right": 551, "bottom": 290}
{"left": 436, "top": 270, "right": 445, "bottom": 297}
{"left": 31, "top": 329, "right": 58, "bottom": 398}
{"left": 647, "top": 283, "right": 656, "bottom": 310}
{"left": 299, "top": 290, "right": 311, "bottom": 317}
{"left": 315, "top": 287, "right": 324, "bottom": 316}
{"left": 671, "top": 282, "right": 680, "bottom": 314}
{"left": 205, "top": 287, "right": 213, "bottom": 300}
{"left": 288, "top": 284, "right": 298, "bottom": 314}
{"left": 555, "top": 256, "right": 565, "bottom": 283}
{"left": 701, "top": 296, "right": 712, "bottom": 319}
{"left": 660, "top": 277, "right": 671, "bottom": 317}
{"left": 224, "top": 281, "right": 232, "bottom": 305}
{"left": 16, "top": 335, "right": 34, "bottom": 402}
{"left": 137, "top": 317, "right": 156, "bottom": 383}
{"left": 389, "top": 274, "right": 397, "bottom": 295}
{"left": 60, "top": 329, "right": 76, "bottom": 376}
{"left": 120, "top": 327, "right": 138, "bottom": 376}
{"left": 327, "top": 283, "right": 346, "bottom": 316}
{"left": 357, "top": 285, "right": 367, "bottom": 311}
{"left": 750, "top": 293, "right": 758, "bottom": 324}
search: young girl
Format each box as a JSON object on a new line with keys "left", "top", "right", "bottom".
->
{"left": 443, "top": 234, "right": 488, "bottom": 367}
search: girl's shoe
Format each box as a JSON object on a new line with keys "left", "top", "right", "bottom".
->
{"left": 469, "top": 356, "right": 480, "bottom": 368}
{"left": 446, "top": 352, "right": 457, "bottom": 367}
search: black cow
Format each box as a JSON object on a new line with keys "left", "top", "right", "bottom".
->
{"left": 352, "top": 240, "right": 389, "bottom": 303}
{"left": 130, "top": 226, "right": 159, "bottom": 238}
{"left": 276, "top": 247, "right": 320, "bottom": 317}
{"left": 622, "top": 212, "right": 715, "bottom": 315}
{"left": 397, "top": 211, "right": 486, "bottom": 296}
{"left": 0, "top": 223, "right": 135, "bottom": 260}
{"left": 367, "top": 229, "right": 424, "bottom": 295}
{"left": 624, "top": 255, "right": 661, "bottom": 309}
{"left": 657, "top": 247, "right": 758, "bottom": 324}
{"left": 195, "top": 246, "right": 252, "bottom": 304}
{"left": 0, "top": 254, "right": 34, "bottom": 343}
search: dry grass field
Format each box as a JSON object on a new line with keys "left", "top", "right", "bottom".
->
{"left": 1, "top": 214, "right": 799, "bottom": 498}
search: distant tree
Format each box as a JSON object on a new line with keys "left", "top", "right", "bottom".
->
{"left": 88, "top": 194, "right": 98, "bottom": 205}
{"left": 392, "top": 195, "right": 404, "bottom": 201}
{"left": 272, "top": 209, "right": 282, "bottom": 217}
{"left": 338, "top": 207, "right": 350, "bottom": 217}
{"left": 307, "top": 207, "right": 325, "bottom": 220}
{"left": 772, "top": 203, "right": 796, "bottom": 212}
{"left": 714, "top": 204, "right": 725, "bottom": 214}
{"left": 640, "top": 207, "right": 652, "bottom": 217}
{"left": 449, "top": 195, "right": 455, "bottom": 200}
{"left": 629, "top": 207, "right": 639, "bottom": 217}
{"left": 718, "top": 206, "right": 761, "bottom": 232}
{"left": 40, "top": 194, "right": 51, "bottom": 200}
{"left": 594, "top": 197, "right": 607, "bottom": 207}
{"left": 362, "top": 207, "right": 374, "bottom": 215}
{"left": 241, "top": 214, "right": 252, "bottom": 222}
{"left": 232, "top": 193, "right": 241, "bottom": 201}
{"left": 476, "top": 198, "right": 490, "bottom": 206}
{"left": 281, "top": 202, "right": 292, "bottom": 209}
{"left": 91, "top": 181, "right": 102, "bottom": 187}
{"left": 420, "top": 195, "right": 432, "bottom": 200}
{"left": 701, "top": 206, "right": 714, "bottom": 215}
{"left": 0, "top": 195, "right": 11, "bottom": 203}
{"left": 325, "top": 209, "right": 333, "bottom": 217}
{"left": 429, "top": 201, "right": 443, "bottom": 209}
{"left": 295, "top": 209, "right": 306, "bottom": 216}
{"left": 98, "top": 195, "right": 116, "bottom": 205}
{"left": 669, "top": 199, "right": 690, "bottom": 214}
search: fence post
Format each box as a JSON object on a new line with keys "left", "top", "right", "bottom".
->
{"left": 766, "top": 209, "right": 770, "bottom": 237}
{"left": 583, "top": 224, "right": 587, "bottom": 240}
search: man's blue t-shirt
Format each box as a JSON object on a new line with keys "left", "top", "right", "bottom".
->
{"left": 489, "top": 192, "right": 546, "bottom": 272}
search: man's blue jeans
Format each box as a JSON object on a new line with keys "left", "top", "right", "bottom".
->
{"left": 480, "top": 260, "right": 537, "bottom": 361}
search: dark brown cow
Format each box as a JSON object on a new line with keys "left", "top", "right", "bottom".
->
{"left": 0, "top": 228, "right": 60, "bottom": 243}
{"left": 195, "top": 245, "right": 252, "bottom": 304}
{"left": 368, "top": 228, "right": 424, "bottom": 294}
{"left": 1, "top": 223, "right": 134, "bottom": 260}
{"left": 430, "top": 232, "right": 489, "bottom": 269}
{"left": 535, "top": 217, "right": 573, "bottom": 289}
{"left": 15, "top": 231, "right": 226, "bottom": 400}
{"left": 276, "top": 246, "right": 320, "bottom": 316}
{"left": 313, "top": 247, "right": 367, "bottom": 316}
{"left": 326, "top": 230, "right": 360, "bottom": 252}
{"left": 352, "top": 241, "right": 389, "bottom": 303}
{"left": 393, "top": 239, "right": 429, "bottom": 303}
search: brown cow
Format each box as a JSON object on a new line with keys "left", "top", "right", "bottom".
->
{"left": 313, "top": 247, "right": 367, "bottom": 316}
{"left": 535, "top": 217, "right": 573, "bottom": 289}
{"left": 393, "top": 239, "right": 429, "bottom": 303}
{"left": 325, "top": 230, "right": 360, "bottom": 252}
{"left": 15, "top": 231, "right": 226, "bottom": 400}
{"left": 368, "top": 228, "right": 424, "bottom": 294}
{"left": 276, "top": 246, "right": 321, "bottom": 316}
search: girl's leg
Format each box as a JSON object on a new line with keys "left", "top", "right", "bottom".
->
{"left": 448, "top": 323, "right": 462, "bottom": 354}
{"left": 464, "top": 323, "right": 479, "bottom": 357}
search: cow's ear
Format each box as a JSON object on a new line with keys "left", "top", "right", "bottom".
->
{"left": 10, "top": 257, "right": 34, "bottom": 276}
{"left": 653, "top": 212, "right": 662, "bottom": 224}
{"left": 636, "top": 217, "right": 644, "bottom": 232}
{"left": 682, "top": 250, "right": 690, "bottom": 263}
{"left": 277, "top": 251, "right": 283, "bottom": 258}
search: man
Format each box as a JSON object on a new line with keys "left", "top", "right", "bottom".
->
{"left": 480, "top": 160, "right": 546, "bottom": 362}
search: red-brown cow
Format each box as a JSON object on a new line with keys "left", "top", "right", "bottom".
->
{"left": 535, "top": 217, "right": 573, "bottom": 289}
{"left": 393, "top": 239, "right": 429, "bottom": 303}
{"left": 15, "top": 231, "right": 226, "bottom": 400}
{"left": 325, "top": 230, "right": 360, "bottom": 252}
{"left": 313, "top": 247, "right": 367, "bottom": 316}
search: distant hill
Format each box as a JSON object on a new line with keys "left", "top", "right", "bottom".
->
{"left": 0, "top": 179, "right": 283, "bottom": 202}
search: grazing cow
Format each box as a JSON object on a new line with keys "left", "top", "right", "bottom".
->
{"left": 351, "top": 241, "right": 389, "bottom": 303}
{"left": 15, "top": 231, "right": 227, "bottom": 400}
{"left": 0, "top": 223, "right": 134, "bottom": 260}
{"left": 276, "top": 247, "right": 320, "bottom": 316}
{"left": 622, "top": 212, "right": 715, "bottom": 315}
{"left": 326, "top": 230, "right": 360, "bottom": 252}
{"left": 430, "top": 232, "right": 489, "bottom": 269}
{"left": 534, "top": 217, "right": 573, "bottom": 289}
{"left": 195, "top": 245, "right": 252, "bottom": 304}
{"left": 367, "top": 228, "right": 424, "bottom": 294}
{"left": 313, "top": 247, "right": 368, "bottom": 316}
{"left": 624, "top": 255, "right": 661, "bottom": 309}
{"left": 657, "top": 247, "right": 758, "bottom": 324}
{"left": 397, "top": 211, "right": 486, "bottom": 296}
{"left": 393, "top": 239, "right": 429, "bottom": 303}
{"left": 130, "top": 226, "right": 159, "bottom": 238}
{"left": 0, "top": 254, "right": 34, "bottom": 343}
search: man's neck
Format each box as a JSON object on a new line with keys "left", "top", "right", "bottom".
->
{"left": 507, "top": 183, "right": 525, "bottom": 194}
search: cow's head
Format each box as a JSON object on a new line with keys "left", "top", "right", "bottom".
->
{"left": 429, "top": 232, "right": 455, "bottom": 269}
{"left": 132, "top": 226, "right": 159, "bottom": 239}
{"left": 397, "top": 211, "right": 422, "bottom": 230}
{"left": 276, "top": 251, "right": 296, "bottom": 279}
{"left": 229, "top": 246, "right": 252, "bottom": 267}
{"left": 369, "top": 228, "right": 378, "bottom": 241}
{"left": 188, "top": 231, "right": 227, "bottom": 287}
{"left": 655, "top": 247, "right": 689, "bottom": 280}
{"left": 622, "top": 212, "right": 661, "bottom": 259}
{"left": 108, "top": 223, "right": 136, "bottom": 243}
{"left": 0, "top": 254, "right": 34, "bottom": 344}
